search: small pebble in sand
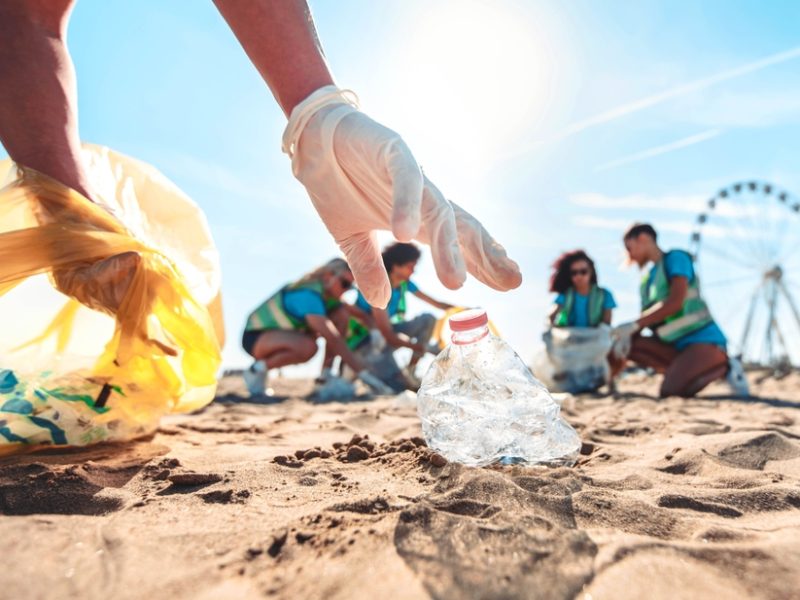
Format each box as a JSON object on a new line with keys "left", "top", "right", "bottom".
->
{"left": 168, "top": 472, "right": 223, "bottom": 486}
{"left": 346, "top": 446, "right": 370, "bottom": 462}
{"left": 428, "top": 453, "right": 448, "bottom": 468}
{"left": 273, "top": 456, "right": 303, "bottom": 468}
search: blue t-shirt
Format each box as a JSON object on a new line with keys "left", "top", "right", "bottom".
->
{"left": 554, "top": 288, "right": 616, "bottom": 327}
{"left": 647, "top": 250, "right": 727, "bottom": 351}
{"left": 355, "top": 279, "right": 419, "bottom": 317}
{"left": 282, "top": 288, "right": 327, "bottom": 321}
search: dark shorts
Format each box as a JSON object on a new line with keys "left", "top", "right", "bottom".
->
{"left": 242, "top": 329, "right": 267, "bottom": 356}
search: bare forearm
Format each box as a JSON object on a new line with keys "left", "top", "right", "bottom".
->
{"left": 0, "top": 1, "right": 93, "bottom": 199}
{"left": 326, "top": 334, "right": 363, "bottom": 373}
{"left": 213, "top": 0, "right": 335, "bottom": 116}
{"left": 548, "top": 304, "right": 560, "bottom": 324}
{"left": 638, "top": 299, "right": 683, "bottom": 329}
{"left": 639, "top": 280, "right": 688, "bottom": 329}
{"left": 309, "top": 318, "right": 365, "bottom": 373}
{"left": 432, "top": 300, "right": 454, "bottom": 310}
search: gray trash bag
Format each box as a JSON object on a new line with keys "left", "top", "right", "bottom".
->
{"left": 532, "top": 325, "right": 612, "bottom": 393}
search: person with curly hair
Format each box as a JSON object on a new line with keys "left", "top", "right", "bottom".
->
{"left": 548, "top": 250, "right": 616, "bottom": 328}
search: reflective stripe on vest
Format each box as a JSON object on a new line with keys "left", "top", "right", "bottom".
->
{"left": 345, "top": 317, "right": 370, "bottom": 349}
{"left": 641, "top": 251, "right": 714, "bottom": 343}
{"left": 554, "top": 285, "right": 605, "bottom": 327}
{"left": 246, "top": 280, "right": 327, "bottom": 332}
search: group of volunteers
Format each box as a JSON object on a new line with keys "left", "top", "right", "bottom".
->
{"left": 0, "top": 2, "right": 744, "bottom": 405}
{"left": 241, "top": 242, "right": 455, "bottom": 396}
{"left": 242, "top": 222, "right": 743, "bottom": 399}
{"left": 548, "top": 222, "right": 742, "bottom": 398}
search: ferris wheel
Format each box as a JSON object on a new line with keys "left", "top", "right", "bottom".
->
{"left": 690, "top": 181, "right": 800, "bottom": 370}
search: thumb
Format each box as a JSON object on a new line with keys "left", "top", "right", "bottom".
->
{"left": 339, "top": 232, "right": 391, "bottom": 308}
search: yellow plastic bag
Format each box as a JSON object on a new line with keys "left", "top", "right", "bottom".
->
{"left": 0, "top": 145, "right": 224, "bottom": 454}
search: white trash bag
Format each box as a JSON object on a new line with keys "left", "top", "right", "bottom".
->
{"left": 532, "top": 325, "right": 612, "bottom": 393}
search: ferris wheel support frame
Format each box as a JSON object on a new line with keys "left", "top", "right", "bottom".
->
{"left": 692, "top": 180, "right": 800, "bottom": 369}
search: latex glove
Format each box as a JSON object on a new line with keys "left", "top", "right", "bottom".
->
{"left": 611, "top": 321, "right": 640, "bottom": 360}
{"left": 282, "top": 85, "right": 522, "bottom": 308}
{"left": 357, "top": 370, "right": 395, "bottom": 395}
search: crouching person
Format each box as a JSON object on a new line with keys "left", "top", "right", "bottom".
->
{"left": 346, "top": 243, "right": 453, "bottom": 390}
{"left": 242, "top": 258, "right": 389, "bottom": 396}
{"left": 613, "top": 223, "right": 745, "bottom": 397}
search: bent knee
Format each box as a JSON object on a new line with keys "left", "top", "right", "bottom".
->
{"left": 660, "top": 363, "right": 728, "bottom": 398}
{"left": 420, "top": 313, "right": 436, "bottom": 326}
{"left": 299, "top": 336, "right": 318, "bottom": 361}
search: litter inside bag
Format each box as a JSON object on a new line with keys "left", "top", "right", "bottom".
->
{"left": 0, "top": 145, "right": 224, "bottom": 455}
{"left": 532, "top": 325, "right": 611, "bottom": 393}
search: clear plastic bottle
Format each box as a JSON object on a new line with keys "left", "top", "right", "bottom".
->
{"left": 417, "top": 309, "right": 581, "bottom": 467}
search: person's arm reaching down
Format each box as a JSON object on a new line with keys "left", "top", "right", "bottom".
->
{"left": 637, "top": 277, "right": 689, "bottom": 331}
{"left": 373, "top": 309, "right": 426, "bottom": 355}
{"left": 412, "top": 289, "right": 454, "bottom": 311}
{"left": 214, "top": 0, "right": 522, "bottom": 308}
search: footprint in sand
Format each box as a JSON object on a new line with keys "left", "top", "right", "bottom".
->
{"left": 0, "top": 463, "right": 125, "bottom": 516}
{"left": 394, "top": 468, "right": 596, "bottom": 600}
{"left": 714, "top": 432, "right": 800, "bottom": 470}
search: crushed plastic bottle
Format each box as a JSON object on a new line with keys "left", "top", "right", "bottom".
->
{"left": 417, "top": 309, "right": 581, "bottom": 467}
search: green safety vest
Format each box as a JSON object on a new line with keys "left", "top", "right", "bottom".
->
{"left": 245, "top": 280, "right": 339, "bottom": 332}
{"left": 641, "top": 250, "right": 713, "bottom": 343}
{"left": 554, "top": 285, "right": 606, "bottom": 327}
{"left": 345, "top": 280, "right": 409, "bottom": 348}
{"left": 391, "top": 280, "right": 409, "bottom": 324}
{"left": 345, "top": 317, "right": 370, "bottom": 350}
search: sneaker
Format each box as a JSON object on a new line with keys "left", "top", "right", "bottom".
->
{"left": 726, "top": 357, "right": 750, "bottom": 397}
{"left": 243, "top": 361, "right": 268, "bottom": 396}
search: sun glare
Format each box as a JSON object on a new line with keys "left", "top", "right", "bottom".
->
{"left": 388, "top": 1, "right": 554, "bottom": 169}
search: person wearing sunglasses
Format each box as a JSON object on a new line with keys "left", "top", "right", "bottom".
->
{"left": 549, "top": 250, "right": 616, "bottom": 328}
{"left": 611, "top": 223, "right": 744, "bottom": 398}
{"left": 241, "top": 258, "right": 388, "bottom": 396}
{"left": 337, "top": 242, "right": 455, "bottom": 391}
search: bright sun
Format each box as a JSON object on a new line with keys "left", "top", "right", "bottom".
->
{"left": 384, "top": 1, "right": 554, "bottom": 170}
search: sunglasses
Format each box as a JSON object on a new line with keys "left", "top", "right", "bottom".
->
{"left": 570, "top": 269, "right": 590, "bottom": 276}
{"left": 339, "top": 278, "right": 353, "bottom": 290}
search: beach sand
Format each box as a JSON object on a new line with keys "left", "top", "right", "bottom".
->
{"left": 2, "top": 371, "right": 800, "bottom": 599}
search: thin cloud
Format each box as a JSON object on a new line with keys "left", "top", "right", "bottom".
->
{"left": 595, "top": 129, "right": 723, "bottom": 172}
{"left": 569, "top": 191, "right": 706, "bottom": 212}
{"left": 503, "top": 45, "right": 800, "bottom": 161}
{"left": 563, "top": 46, "right": 800, "bottom": 136}
{"left": 571, "top": 215, "right": 692, "bottom": 233}
{"left": 571, "top": 214, "right": 759, "bottom": 240}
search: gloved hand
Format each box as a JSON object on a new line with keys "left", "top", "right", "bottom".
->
{"left": 357, "top": 369, "right": 395, "bottom": 395}
{"left": 611, "top": 321, "right": 640, "bottom": 360}
{"left": 282, "top": 85, "right": 522, "bottom": 308}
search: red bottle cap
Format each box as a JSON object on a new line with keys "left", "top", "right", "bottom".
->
{"left": 449, "top": 308, "right": 489, "bottom": 332}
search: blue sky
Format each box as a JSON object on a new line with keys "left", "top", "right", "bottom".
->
{"left": 3, "top": 0, "right": 800, "bottom": 371}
